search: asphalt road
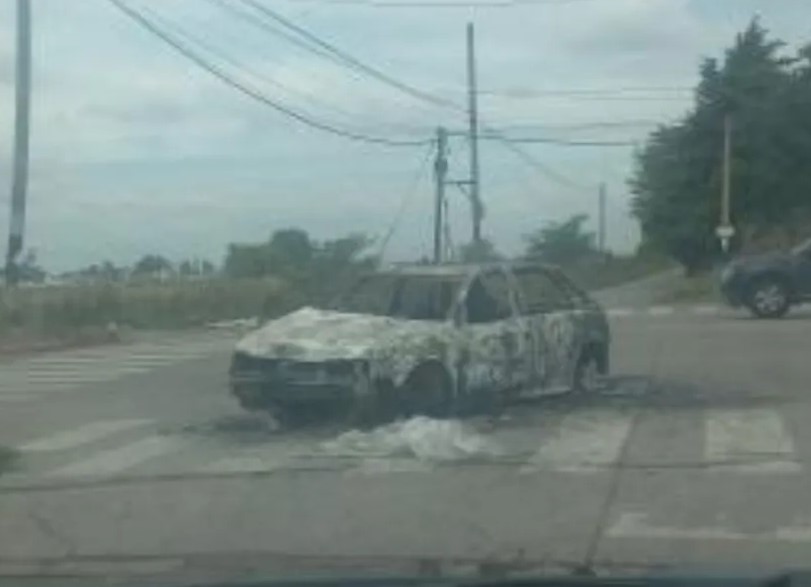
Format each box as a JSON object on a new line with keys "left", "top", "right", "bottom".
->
{"left": 1, "top": 293, "right": 811, "bottom": 582}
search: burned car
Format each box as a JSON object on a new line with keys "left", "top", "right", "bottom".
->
{"left": 229, "top": 262, "right": 610, "bottom": 424}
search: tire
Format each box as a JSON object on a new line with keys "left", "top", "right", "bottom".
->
{"left": 746, "top": 277, "right": 790, "bottom": 319}
{"left": 402, "top": 364, "right": 452, "bottom": 418}
{"left": 573, "top": 352, "right": 602, "bottom": 394}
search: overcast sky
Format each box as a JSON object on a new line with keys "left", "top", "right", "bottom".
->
{"left": 0, "top": 0, "right": 809, "bottom": 271}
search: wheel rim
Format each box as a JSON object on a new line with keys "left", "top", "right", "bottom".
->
{"left": 753, "top": 284, "right": 785, "bottom": 313}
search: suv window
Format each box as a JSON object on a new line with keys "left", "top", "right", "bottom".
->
{"left": 466, "top": 271, "right": 513, "bottom": 324}
{"left": 513, "top": 267, "right": 573, "bottom": 314}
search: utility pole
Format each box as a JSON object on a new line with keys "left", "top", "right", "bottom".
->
{"left": 466, "top": 22, "right": 483, "bottom": 244}
{"left": 598, "top": 182, "right": 607, "bottom": 254}
{"left": 433, "top": 127, "right": 448, "bottom": 264}
{"left": 5, "top": 0, "right": 32, "bottom": 286}
{"left": 716, "top": 113, "right": 735, "bottom": 252}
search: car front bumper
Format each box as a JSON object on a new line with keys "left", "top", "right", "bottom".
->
{"left": 229, "top": 354, "right": 366, "bottom": 410}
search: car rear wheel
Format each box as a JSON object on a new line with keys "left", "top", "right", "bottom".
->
{"left": 747, "top": 277, "right": 790, "bottom": 319}
{"left": 402, "top": 364, "right": 452, "bottom": 418}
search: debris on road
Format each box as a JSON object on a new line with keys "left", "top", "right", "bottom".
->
{"left": 320, "top": 416, "right": 501, "bottom": 462}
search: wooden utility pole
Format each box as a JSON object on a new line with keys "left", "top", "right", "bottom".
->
{"left": 466, "top": 23, "right": 482, "bottom": 244}
{"left": 433, "top": 127, "right": 448, "bottom": 264}
{"left": 5, "top": 0, "right": 32, "bottom": 285}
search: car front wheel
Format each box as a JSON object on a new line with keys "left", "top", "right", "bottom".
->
{"left": 747, "top": 277, "right": 790, "bottom": 318}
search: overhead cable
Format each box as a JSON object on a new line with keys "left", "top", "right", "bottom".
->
{"left": 108, "top": 0, "right": 431, "bottom": 147}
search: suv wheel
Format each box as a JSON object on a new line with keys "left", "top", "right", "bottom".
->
{"left": 747, "top": 277, "right": 790, "bottom": 319}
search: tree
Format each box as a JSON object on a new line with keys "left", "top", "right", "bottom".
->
{"left": 132, "top": 254, "right": 173, "bottom": 277}
{"left": 631, "top": 19, "right": 811, "bottom": 271}
{"left": 458, "top": 238, "right": 502, "bottom": 263}
{"left": 523, "top": 214, "right": 595, "bottom": 265}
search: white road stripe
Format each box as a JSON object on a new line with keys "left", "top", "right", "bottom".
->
{"left": 606, "top": 308, "right": 634, "bottom": 317}
{"left": 608, "top": 512, "right": 811, "bottom": 543}
{"left": 523, "top": 410, "right": 634, "bottom": 473}
{"left": 705, "top": 409, "right": 800, "bottom": 473}
{"left": 201, "top": 453, "right": 291, "bottom": 475}
{"left": 691, "top": 304, "right": 719, "bottom": 315}
{"left": 647, "top": 306, "right": 675, "bottom": 316}
{"left": 21, "top": 419, "right": 152, "bottom": 452}
{"left": 51, "top": 435, "right": 180, "bottom": 478}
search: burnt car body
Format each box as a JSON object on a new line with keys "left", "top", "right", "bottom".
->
{"left": 720, "top": 238, "right": 811, "bottom": 318}
{"left": 229, "top": 262, "right": 610, "bottom": 423}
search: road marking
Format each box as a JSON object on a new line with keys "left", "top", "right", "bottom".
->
{"left": 51, "top": 435, "right": 180, "bottom": 478}
{"left": 705, "top": 409, "right": 800, "bottom": 473}
{"left": 691, "top": 304, "right": 719, "bottom": 315}
{"left": 21, "top": 419, "right": 152, "bottom": 453}
{"left": 522, "top": 410, "right": 634, "bottom": 473}
{"left": 647, "top": 306, "right": 674, "bottom": 316}
{"left": 202, "top": 452, "right": 291, "bottom": 474}
{"left": 608, "top": 512, "right": 811, "bottom": 543}
{"left": 606, "top": 308, "right": 633, "bottom": 317}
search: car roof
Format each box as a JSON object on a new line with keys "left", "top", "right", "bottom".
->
{"left": 377, "top": 260, "right": 559, "bottom": 279}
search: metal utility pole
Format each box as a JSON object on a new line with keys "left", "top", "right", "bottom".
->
{"left": 716, "top": 113, "right": 735, "bottom": 252}
{"left": 598, "top": 183, "right": 607, "bottom": 254}
{"left": 433, "top": 127, "right": 449, "bottom": 264}
{"left": 5, "top": 0, "right": 32, "bottom": 286}
{"left": 466, "top": 22, "right": 482, "bottom": 244}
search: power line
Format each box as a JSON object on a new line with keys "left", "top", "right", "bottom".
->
{"left": 107, "top": 0, "right": 430, "bottom": 147}
{"left": 150, "top": 3, "right": 430, "bottom": 136}
{"left": 497, "top": 138, "right": 592, "bottom": 192}
{"left": 238, "top": 0, "right": 463, "bottom": 112}
{"left": 480, "top": 132, "right": 636, "bottom": 146}
{"left": 277, "top": 0, "right": 601, "bottom": 6}
{"left": 478, "top": 86, "right": 692, "bottom": 98}
{"left": 377, "top": 141, "right": 435, "bottom": 260}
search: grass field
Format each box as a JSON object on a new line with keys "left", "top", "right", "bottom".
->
{"left": 0, "top": 277, "right": 294, "bottom": 341}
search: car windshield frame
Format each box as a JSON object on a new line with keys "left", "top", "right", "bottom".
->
{"left": 327, "top": 272, "right": 465, "bottom": 321}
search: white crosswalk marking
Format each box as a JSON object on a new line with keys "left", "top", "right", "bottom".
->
{"left": 21, "top": 419, "right": 151, "bottom": 452}
{"left": 2, "top": 406, "right": 804, "bottom": 486}
{"left": 607, "top": 511, "right": 811, "bottom": 543}
{"left": 606, "top": 308, "right": 634, "bottom": 318}
{"left": 647, "top": 306, "right": 675, "bottom": 316}
{"left": 51, "top": 435, "right": 181, "bottom": 478}
{"left": 705, "top": 409, "right": 800, "bottom": 473}
{"left": 202, "top": 453, "right": 291, "bottom": 475}
{"left": 522, "top": 410, "right": 634, "bottom": 473}
{"left": 0, "top": 334, "right": 235, "bottom": 400}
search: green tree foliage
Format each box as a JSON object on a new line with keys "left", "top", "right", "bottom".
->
{"left": 458, "top": 238, "right": 502, "bottom": 263}
{"left": 224, "top": 228, "right": 375, "bottom": 286}
{"left": 132, "top": 254, "right": 173, "bottom": 277}
{"left": 631, "top": 20, "right": 811, "bottom": 272}
{"left": 523, "top": 214, "right": 596, "bottom": 265}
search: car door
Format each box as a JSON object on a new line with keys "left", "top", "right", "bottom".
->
{"left": 457, "top": 269, "right": 530, "bottom": 400}
{"left": 511, "top": 266, "right": 579, "bottom": 394}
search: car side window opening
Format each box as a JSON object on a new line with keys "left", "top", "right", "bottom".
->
{"left": 513, "top": 268, "right": 573, "bottom": 314}
{"left": 466, "top": 272, "right": 513, "bottom": 324}
{"left": 389, "top": 277, "right": 459, "bottom": 321}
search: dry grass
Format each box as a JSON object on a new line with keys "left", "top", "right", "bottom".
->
{"left": 563, "top": 254, "right": 675, "bottom": 292}
{"left": 656, "top": 271, "right": 719, "bottom": 304}
{"left": 0, "top": 277, "right": 296, "bottom": 338}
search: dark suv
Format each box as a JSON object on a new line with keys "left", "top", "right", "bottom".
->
{"left": 720, "top": 238, "right": 811, "bottom": 318}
